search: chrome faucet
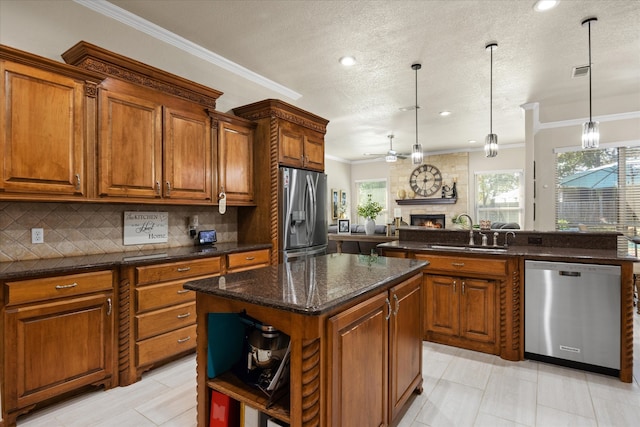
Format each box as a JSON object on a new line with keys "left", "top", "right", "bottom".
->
{"left": 458, "top": 213, "right": 474, "bottom": 245}
{"left": 504, "top": 231, "right": 516, "bottom": 248}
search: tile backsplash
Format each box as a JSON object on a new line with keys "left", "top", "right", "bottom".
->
{"left": 0, "top": 202, "right": 237, "bottom": 262}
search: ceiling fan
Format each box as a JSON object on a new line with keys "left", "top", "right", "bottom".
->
{"left": 363, "top": 134, "right": 410, "bottom": 162}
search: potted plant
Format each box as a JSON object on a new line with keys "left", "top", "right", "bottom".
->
{"left": 357, "top": 195, "right": 383, "bottom": 235}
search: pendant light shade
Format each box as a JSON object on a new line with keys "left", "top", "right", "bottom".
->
{"left": 411, "top": 63, "right": 423, "bottom": 165}
{"left": 582, "top": 17, "right": 599, "bottom": 149}
{"left": 485, "top": 42, "right": 498, "bottom": 158}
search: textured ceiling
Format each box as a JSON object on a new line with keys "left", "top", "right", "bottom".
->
{"left": 3, "top": 0, "right": 639, "bottom": 162}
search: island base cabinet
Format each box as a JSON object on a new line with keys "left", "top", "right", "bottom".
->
{"left": 328, "top": 274, "right": 423, "bottom": 426}
{"left": 3, "top": 292, "right": 114, "bottom": 425}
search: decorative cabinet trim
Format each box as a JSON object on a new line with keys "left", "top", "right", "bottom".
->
{"left": 62, "top": 41, "right": 222, "bottom": 109}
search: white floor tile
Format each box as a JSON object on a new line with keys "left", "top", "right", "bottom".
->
{"left": 536, "top": 405, "right": 597, "bottom": 427}
{"left": 415, "top": 379, "right": 483, "bottom": 426}
{"left": 479, "top": 373, "right": 537, "bottom": 426}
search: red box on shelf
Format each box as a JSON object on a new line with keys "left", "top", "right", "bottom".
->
{"left": 210, "top": 390, "right": 240, "bottom": 427}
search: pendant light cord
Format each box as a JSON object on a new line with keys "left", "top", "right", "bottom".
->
{"left": 490, "top": 46, "right": 493, "bottom": 134}
{"left": 415, "top": 66, "right": 419, "bottom": 145}
{"left": 588, "top": 19, "right": 593, "bottom": 122}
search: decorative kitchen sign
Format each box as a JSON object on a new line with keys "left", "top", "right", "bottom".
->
{"left": 123, "top": 211, "right": 169, "bottom": 245}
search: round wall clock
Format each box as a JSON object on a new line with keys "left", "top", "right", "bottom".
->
{"left": 409, "top": 164, "right": 443, "bottom": 197}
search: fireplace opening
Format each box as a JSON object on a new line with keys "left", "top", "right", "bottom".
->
{"left": 410, "top": 214, "right": 446, "bottom": 229}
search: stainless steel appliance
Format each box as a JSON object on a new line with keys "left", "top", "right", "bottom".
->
{"left": 279, "top": 167, "right": 328, "bottom": 261}
{"left": 525, "top": 260, "right": 621, "bottom": 376}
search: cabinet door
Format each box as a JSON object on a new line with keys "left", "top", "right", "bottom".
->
{"left": 4, "top": 292, "right": 114, "bottom": 409}
{"left": 98, "top": 90, "right": 162, "bottom": 198}
{"left": 278, "top": 121, "right": 305, "bottom": 168}
{"left": 0, "top": 61, "right": 86, "bottom": 196}
{"left": 425, "top": 274, "right": 459, "bottom": 337}
{"left": 303, "top": 131, "right": 325, "bottom": 171}
{"left": 164, "top": 107, "right": 212, "bottom": 201}
{"left": 218, "top": 120, "right": 254, "bottom": 203}
{"left": 328, "top": 292, "right": 389, "bottom": 427}
{"left": 389, "top": 275, "right": 423, "bottom": 423}
{"left": 459, "top": 277, "right": 496, "bottom": 344}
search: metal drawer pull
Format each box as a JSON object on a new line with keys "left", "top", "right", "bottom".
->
{"left": 393, "top": 294, "right": 399, "bottom": 316}
{"left": 453, "top": 280, "right": 457, "bottom": 293}
{"left": 177, "top": 267, "right": 191, "bottom": 272}
{"left": 245, "top": 256, "right": 255, "bottom": 261}
{"left": 462, "top": 281, "right": 466, "bottom": 295}
{"left": 166, "top": 181, "right": 171, "bottom": 196}
{"left": 55, "top": 282, "right": 78, "bottom": 289}
{"left": 75, "top": 174, "right": 81, "bottom": 191}
{"left": 176, "top": 289, "right": 190, "bottom": 294}
{"left": 451, "top": 262, "right": 465, "bottom": 267}
{"left": 177, "top": 336, "right": 191, "bottom": 343}
{"left": 177, "top": 312, "right": 191, "bottom": 319}
{"left": 156, "top": 181, "right": 161, "bottom": 195}
{"left": 107, "top": 298, "right": 112, "bottom": 316}
{"left": 385, "top": 298, "right": 391, "bottom": 320}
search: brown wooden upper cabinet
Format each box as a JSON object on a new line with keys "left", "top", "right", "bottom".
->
{"left": 63, "top": 41, "right": 224, "bottom": 205}
{"left": 0, "top": 45, "right": 103, "bottom": 201}
{"left": 97, "top": 88, "right": 212, "bottom": 202}
{"left": 279, "top": 120, "right": 325, "bottom": 171}
{"left": 214, "top": 113, "right": 256, "bottom": 205}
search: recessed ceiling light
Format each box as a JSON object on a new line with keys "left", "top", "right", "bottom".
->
{"left": 468, "top": 140, "right": 477, "bottom": 144}
{"left": 533, "top": 0, "right": 559, "bottom": 12}
{"left": 439, "top": 111, "right": 452, "bottom": 117}
{"left": 339, "top": 56, "right": 356, "bottom": 66}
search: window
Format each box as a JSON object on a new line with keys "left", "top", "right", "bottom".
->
{"left": 475, "top": 170, "right": 523, "bottom": 227}
{"left": 354, "top": 179, "right": 388, "bottom": 224}
{"left": 555, "top": 145, "right": 640, "bottom": 239}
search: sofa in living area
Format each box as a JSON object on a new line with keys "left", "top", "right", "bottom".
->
{"left": 326, "top": 223, "right": 393, "bottom": 255}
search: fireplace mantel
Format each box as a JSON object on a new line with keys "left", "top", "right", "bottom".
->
{"left": 395, "top": 197, "right": 457, "bottom": 205}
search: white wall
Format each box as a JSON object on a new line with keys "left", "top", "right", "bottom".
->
{"left": 325, "top": 157, "right": 352, "bottom": 224}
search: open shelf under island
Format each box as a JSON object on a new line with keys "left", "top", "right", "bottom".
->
{"left": 184, "top": 253, "right": 428, "bottom": 426}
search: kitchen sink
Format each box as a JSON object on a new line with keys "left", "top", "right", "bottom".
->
{"left": 428, "top": 244, "right": 508, "bottom": 252}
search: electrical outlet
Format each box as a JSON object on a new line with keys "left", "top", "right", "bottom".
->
{"left": 31, "top": 228, "right": 44, "bottom": 244}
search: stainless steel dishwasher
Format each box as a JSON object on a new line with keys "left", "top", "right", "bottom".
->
{"left": 524, "top": 260, "right": 621, "bottom": 376}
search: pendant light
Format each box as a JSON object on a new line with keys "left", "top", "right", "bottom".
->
{"left": 582, "top": 17, "right": 599, "bottom": 149}
{"left": 484, "top": 42, "right": 498, "bottom": 158}
{"left": 411, "top": 63, "right": 424, "bottom": 165}
{"left": 385, "top": 134, "right": 397, "bottom": 162}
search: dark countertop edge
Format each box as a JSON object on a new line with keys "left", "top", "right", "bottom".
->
{"left": 378, "top": 241, "right": 638, "bottom": 263}
{"left": 0, "top": 243, "right": 272, "bottom": 281}
{"left": 184, "top": 260, "right": 428, "bottom": 316}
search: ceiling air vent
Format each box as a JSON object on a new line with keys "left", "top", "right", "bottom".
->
{"left": 572, "top": 65, "right": 590, "bottom": 78}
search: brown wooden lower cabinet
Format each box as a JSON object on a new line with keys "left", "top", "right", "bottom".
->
{"left": 425, "top": 274, "right": 497, "bottom": 354}
{"left": 2, "top": 270, "right": 116, "bottom": 426}
{"left": 194, "top": 272, "right": 423, "bottom": 427}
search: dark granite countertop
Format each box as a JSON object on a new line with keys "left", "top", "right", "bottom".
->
{"left": 183, "top": 253, "right": 428, "bottom": 315}
{"left": 378, "top": 240, "right": 637, "bottom": 263}
{"left": 0, "top": 242, "right": 271, "bottom": 280}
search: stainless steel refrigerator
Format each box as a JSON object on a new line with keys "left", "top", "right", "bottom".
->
{"left": 279, "top": 167, "right": 328, "bottom": 262}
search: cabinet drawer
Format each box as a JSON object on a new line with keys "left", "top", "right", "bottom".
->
{"left": 5, "top": 270, "right": 113, "bottom": 305}
{"left": 227, "top": 249, "right": 270, "bottom": 272}
{"left": 136, "top": 281, "right": 195, "bottom": 313}
{"left": 415, "top": 254, "right": 507, "bottom": 276}
{"left": 136, "top": 257, "right": 221, "bottom": 285}
{"left": 136, "top": 324, "right": 196, "bottom": 367}
{"left": 136, "top": 301, "right": 196, "bottom": 340}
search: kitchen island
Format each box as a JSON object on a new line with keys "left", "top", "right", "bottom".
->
{"left": 184, "top": 253, "right": 427, "bottom": 427}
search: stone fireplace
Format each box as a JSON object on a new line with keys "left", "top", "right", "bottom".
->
{"left": 410, "top": 214, "right": 446, "bottom": 229}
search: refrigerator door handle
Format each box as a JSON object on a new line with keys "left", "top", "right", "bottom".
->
{"left": 306, "top": 174, "right": 317, "bottom": 243}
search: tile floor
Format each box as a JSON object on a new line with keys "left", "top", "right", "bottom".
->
{"left": 16, "top": 310, "right": 640, "bottom": 427}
